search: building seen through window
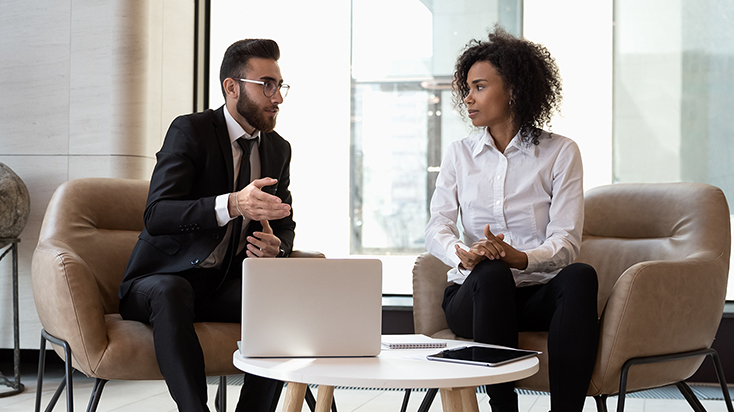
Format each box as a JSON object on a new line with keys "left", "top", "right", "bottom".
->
{"left": 209, "top": 0, "right": 734, "bottom": 297}
{"left": 613, "top": 0, "right": 734, "bottom": 298}
{"left": 350, "top": 0, "right": 522, "bottom": 255}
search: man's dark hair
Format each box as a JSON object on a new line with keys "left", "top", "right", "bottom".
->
{"left": 219, "top": 39, "right": 280, "bottom": 99}
{"left": 453, "top": 25, "right": 562, "bottom": 145}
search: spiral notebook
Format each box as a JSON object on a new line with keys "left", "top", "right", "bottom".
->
{"left": 381, "top": 334, "right": 448, "bottom": 350}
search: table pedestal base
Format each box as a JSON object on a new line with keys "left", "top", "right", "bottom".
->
{"left": 282, "top": 382, "right": 480, "bottom": 412}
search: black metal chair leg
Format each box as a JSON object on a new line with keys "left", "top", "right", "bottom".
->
{"left": 35, "top": 333, "right": 48, "bottom": 412}
{"left": 86, "top": 379, "right": 108, "bottom": 412}
{"left": 617, "top": 358, "right": 633, "bottom": 412}
{"left": 46, "top": 380, "right": 67, "bottom": 412}
{"left": 302, "top": 386, "right": 337, "bottom": 412}
{"left": 417, "top": 388, "right": 438, "bottom": 412}
{"left": 617, "top": 348, "right": 734, "bottom": 412}
{"left": 400, "top": 389, "right": 411, "bottom": 412}
{"left": 710, "top": 350, "right": 734, "bottom": 412}
{"left": 675, "top": 382, "right": 706, "bottom": 412}
{"left": 594, "top": 394, "right": 608, "bottom": 412}
{"left": 214, "top": 376, "right": 227, "bottom": 412}
{"left": 37, "top": 329, "right": 75, "bottom": 412}
{"left": 305, "top": 386, "right": 316, "bottom": 411}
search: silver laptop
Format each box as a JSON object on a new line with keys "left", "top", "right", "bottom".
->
{"left": 240, "top": 258, "right": 382, "bottom": 357}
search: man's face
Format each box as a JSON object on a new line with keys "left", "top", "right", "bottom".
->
{"left": 235, "top": 57, "right": 284, "bottom": 133}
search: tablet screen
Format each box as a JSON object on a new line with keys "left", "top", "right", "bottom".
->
{"left": 427, "top": 345, "right": 540, "bottom": 367}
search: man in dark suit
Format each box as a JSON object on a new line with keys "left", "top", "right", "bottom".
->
{"left": 118, "top": 39, "right": 295, "bottom": 412}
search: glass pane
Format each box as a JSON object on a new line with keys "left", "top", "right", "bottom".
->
{"left": 614, "top": 0, "right": 734, "bottom": 298}
{"left": 352, "top": 82, "right": 428, "bottom": 253}
{"left": 350, "top": 0, "right": 522, "bottom": 255}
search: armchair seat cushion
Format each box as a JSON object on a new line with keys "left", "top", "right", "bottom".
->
{"left": 95, "top": 316, "right": 241, "bottom": 380}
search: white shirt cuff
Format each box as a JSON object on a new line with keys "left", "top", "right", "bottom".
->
{"left": 215, "top": 193, "right": 234, "bottom": 226}
{"left": 522, "top": 248, "right": 543, "bottom": 274}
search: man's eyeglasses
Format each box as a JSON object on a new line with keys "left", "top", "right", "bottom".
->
{"left": 235, "top": 78, "right": 290, "bottom": 99}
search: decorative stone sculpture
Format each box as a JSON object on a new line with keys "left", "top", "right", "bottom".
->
{"left": 0, "top": 163, "right": 30, "bottom": 248}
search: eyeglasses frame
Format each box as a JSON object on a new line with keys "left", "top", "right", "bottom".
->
{"left": 234, "top": 78, "right": 290, "bottom": 98}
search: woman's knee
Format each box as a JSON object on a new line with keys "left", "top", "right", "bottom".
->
{"left": 465, "top": 259, "right": 515, "bottom": 292}
{"left": 557, "top": 263, "right": 597, "bottom": 292}
{"left": 551, "top": 264, "right": 599, "bottom": 315}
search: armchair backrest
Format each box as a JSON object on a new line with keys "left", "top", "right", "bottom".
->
{"left": 577, "top": 182, "right": 731, "bottom": 316}
{"left": 414, "top": 182, "right": 731, "bottom": 338}
{"left": 31, "top": 178, "right": 255, "bottom": 380}
{"left": 33, "top": 178, "right": 147, "bottom": 319}
{"left": 412, "top": 251, "right": 452, "bottom": 337}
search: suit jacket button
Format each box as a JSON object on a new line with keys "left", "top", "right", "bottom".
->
{"left": 213, "top": 233, "right": 221, "bottom": 240}
{"left": 191, "top": 259, "right": 200, "bottom": 265}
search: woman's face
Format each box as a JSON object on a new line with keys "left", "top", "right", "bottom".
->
{"left": 463, "top": 61, "right": 513, "bottom": 129}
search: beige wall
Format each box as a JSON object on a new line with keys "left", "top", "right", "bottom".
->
{"left": 0, "top": 0, "right": 194, "bottom": 348}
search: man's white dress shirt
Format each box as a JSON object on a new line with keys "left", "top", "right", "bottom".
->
{"left": 425, "top": 128, "right": 584, "bottom": 286}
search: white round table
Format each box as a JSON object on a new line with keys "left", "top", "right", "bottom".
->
{"left": 233, "top": 337, "right": 539, "bottom": 412}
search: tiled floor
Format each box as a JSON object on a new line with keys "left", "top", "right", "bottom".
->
{"left": 2, "top": 372, "right": 733, "bottom": 412}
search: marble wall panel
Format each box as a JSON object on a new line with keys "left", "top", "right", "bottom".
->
{"left": 0, "top": 1, "right": 72, "bottom": 156}
{"left": 161, "top": 0, "right": 196, "bottom": 147}
{"left": 67, "top": 155, "right": 156, "bottom": 181}
{"left": 146, "top": 0, "right": 165, "bottom": 157}
{"left": 67, "top": 0, "right": 116, "bottom": 156}
{"left": 70, "top": 0, "right": 151, "bottom": 157}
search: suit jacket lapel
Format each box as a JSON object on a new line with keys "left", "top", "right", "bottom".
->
{"left": 259, "top": 131, "right": 280, "bottom": 186}
{"left": 213, "top": 106, "right": 235, "bottom": 190}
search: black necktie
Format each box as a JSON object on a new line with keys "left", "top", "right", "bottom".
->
{"left": 236, "top": 137, "right": 256, "bottom": 190}
{"left": 221, "top": 137, "right": 256, "bottom": 278}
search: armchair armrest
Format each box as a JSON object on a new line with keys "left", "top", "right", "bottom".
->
{"left": 32, "top": 240, "right": 108, "bottom": 376}
{"left": 593, "top": 258, "right": 727, "bottom": 392}
{"left": 289, "top": 250, "right": 325, "bottom": 258}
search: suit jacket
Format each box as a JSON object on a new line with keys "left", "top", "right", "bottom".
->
{"left": 119, "top": 106, "right": 296, "bottom": 298}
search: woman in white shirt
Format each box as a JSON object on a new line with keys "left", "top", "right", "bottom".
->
{"left": 425, "top": 27, "right": 598, "bottom": 412}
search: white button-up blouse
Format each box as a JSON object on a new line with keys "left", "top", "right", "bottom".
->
{"left": 425, "top": 128, "right": 584, "bottom": 286}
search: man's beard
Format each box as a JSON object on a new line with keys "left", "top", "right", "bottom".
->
{"left": 236, "top": 88, "right": 277, "bottom": 133}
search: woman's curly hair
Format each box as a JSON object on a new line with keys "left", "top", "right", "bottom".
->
{"left": 453, "top": 26, "right": 563, "bottom": 145}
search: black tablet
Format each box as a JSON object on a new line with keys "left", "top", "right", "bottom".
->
{"left": 427, "top": 345, "right": 540, "bottom": 367}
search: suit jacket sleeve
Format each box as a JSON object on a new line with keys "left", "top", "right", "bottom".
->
{"left": 143, "top": 112, "right": 232, "bottom": 236}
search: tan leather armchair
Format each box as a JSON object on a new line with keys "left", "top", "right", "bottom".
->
{"left": 31, "top": 178, "right": 324, "bottom": 412}
{"left": 413, "top": 182, "right": 733, "bottom": 412}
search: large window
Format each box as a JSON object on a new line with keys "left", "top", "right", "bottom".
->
{"left": 208, "top": 1, "right": 734, "bottom": 298}
{"left": 613, "top": 0, "right": 734, "bottom": 298}
{"left": 350, "top": 0, "right": 522, "bottom": 257}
